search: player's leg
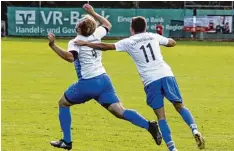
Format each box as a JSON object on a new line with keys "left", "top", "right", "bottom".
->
{"left": 174, "top": 102, "right": 198, "bottom": 134}
{"left": 102, "top": 102, "right": 162, "bottom": 145}
{"left": 162, "top": 76, "right": 205, "bottom": 149}
{"left": 145, "top": 79, "right": 177, "bottom": 151}
{"left": 153, "top": 107, "right": 177, "bottom": 151}
{"left": 96, "top": 74, "right": 162, "bottom": 145}
{"left": 107, "top": 102, "right": 149, "bottom": 129}
{"left": 173, "top": 102, "right": 205, "bottom": 149}
{"left": 59, "top": 95, "right": 73, "bottom": 142}
{"left": 97, "top": 74, "right": 149, "bottom": 130}
{"left": 50, "top": 94, "right": 73, "bottom": 150}
{"left": 50, "top": 80, "right": 92, "bottom": 150}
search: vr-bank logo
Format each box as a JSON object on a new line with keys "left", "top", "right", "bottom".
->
{"left": 15, "top": 10, "right": 35, "bottom": 24}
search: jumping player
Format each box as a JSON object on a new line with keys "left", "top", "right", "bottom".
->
{"left": 76, "top": 16, "right": 205, "bottom": 151}
{"left": 47, "top": 5, "right": 162, "bottom": 150}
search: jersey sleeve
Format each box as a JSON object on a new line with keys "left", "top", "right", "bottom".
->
{"left": 155, "top": 34, "right": 169, "bottom": 46}
{"left": 67, "top": 40, "right": 79, "bottom": 53}
{"left": 93, "top": 26, "right": 108, "bottom": 40}
{"left": 114, "top": 38, "right": 129, "bottom": 52}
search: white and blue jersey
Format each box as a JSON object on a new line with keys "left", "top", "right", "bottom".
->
{"left": 64, "top": 26, "right": 119, "bottom": 106}
{"left": 67, "top": 26, "right": 107, "bottom": 79}
{"left": 115, "top": 32, "right": 174, "bottom": 86}
{"left": 114, "top": 32, "right": 182, "bottom": 109}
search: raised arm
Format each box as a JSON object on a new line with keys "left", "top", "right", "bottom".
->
{"left": 48, "top": 33, "right": 75, "bottom": 63}
{"left": 75, "top": 40, "right": 115, "bottom": 51}
{"left": 83, "top": 4, "right": 112, "bottom": 31}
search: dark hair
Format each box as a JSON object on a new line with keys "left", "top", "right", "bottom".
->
{"left": 131, "top": 16, "right": 147, "bottom": 33}
{"left": 76, "top": 17, "right": 96, "bottom": 37}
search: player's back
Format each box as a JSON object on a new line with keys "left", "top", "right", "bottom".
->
{"left": 68, "top": 26, "right": 108, "bottom": 79}
{"left": 115, "top": 32, "right": 174, "bottom": 86}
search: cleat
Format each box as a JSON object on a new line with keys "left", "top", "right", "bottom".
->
{"left": 172, "top": 149, "right": 178, "bottom": 151}
{"left": 148, "top": 121, "right": 162, "bottom": 145}
{"left": 50, "top": 139, "right": 72, "bottom": 150}
{"left": 194, "top": 132, "right": 205, "bottom": 149}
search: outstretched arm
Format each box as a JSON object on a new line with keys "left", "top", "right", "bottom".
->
{"left": 48, "top": 33, "right": 75, "bottom": 62}
{"left": 165, "top": 38, "right": 176, "bottom": 47}
{"left": 155, "top": 33, "right": 176, "bottom": 47}
{"left": 75, "top": 40, "right": 115, "bottom": 51}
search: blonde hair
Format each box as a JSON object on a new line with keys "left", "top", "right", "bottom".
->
{"left": 75, "top": 15, "right": 97, "bottom": 37}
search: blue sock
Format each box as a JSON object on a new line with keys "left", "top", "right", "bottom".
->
{"left": 179, "top": 107, "right": 197, "bottom": 131}
{"left": 158, "top": 119, "right": 175, "bottom": 151}
{"left": 123, "top": 109, "right": 149, "bottom": 129}
{"left": 59, "top": 106, "right": 72, "bottom": 143}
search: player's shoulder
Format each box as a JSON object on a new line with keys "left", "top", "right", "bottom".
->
{"left": 68, "top": 38, "right": 77, "bottom": 44}
{"left": 92, "top": 26, "right": 108, "bottom": 40}
{"left": 67, "top": 40, "right": 75, "bottom": 48}
{"left": 68, "top": 39, "right": 74, "bottom": 44}
{"left": 131, "top": 32, "right": 155, "bottom": 38}
{"left": 95, "top": 26, "right": 106, "bottom": 31}
{"left": 69, "top": 36, "right": 83, "bottom": 45}
{"left": 149, "top": 32, "right": 166, "bottom": 40}
{"left": 122, "top": 36, "right": 131, "bottom": 42}
{"left": 146, "top": 32, "right": 158, "bottom": 37}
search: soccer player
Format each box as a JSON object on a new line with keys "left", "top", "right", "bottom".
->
{"left": 76, "top": 16, "right": 205, "bottom": 151}
{"left": 47, "top": 5, "right": 162, "bottom": 150}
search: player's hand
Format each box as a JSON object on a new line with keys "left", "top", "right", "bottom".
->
{"left": 83, "top": 4, "right": 95, "bottom": 14}
{"left": 74, "top": 40, "right": 87, "bottom": 46}
{"left": 48, "top": 33, "right": 55, "bottom": 46}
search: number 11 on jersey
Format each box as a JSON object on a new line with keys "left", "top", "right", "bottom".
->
{"left": 140, "top": 43, "right": 156, "bottom": 63}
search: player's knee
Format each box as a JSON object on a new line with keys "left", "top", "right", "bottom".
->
{"left": 173, "top": 102, "right": 184, "bottom": 112}
{"left": 113, "top": 112, "right": 123, "bottom": 119}
{"left": 108, "top": 103, "right": 125, "bottom": 119}
{"left": 58, "top": 95, "right": 72, "bottom": 107}
{"left": 109, "top": 107, "right": 123, "bottom": 119}
{"left": 154, "top": 107, "right": 166, "bottom": 120}
{"left": 58, "top": 99, "right": 66, "bottom": 107}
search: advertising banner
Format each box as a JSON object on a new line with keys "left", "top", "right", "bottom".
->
{"left": 7, "top": 7, "right": 184, "bottom": 37}
{"left": 7, "top": 7, "right": 233, "bottom": 37}
{"left": 184, "top": 15, "right": 233, "bottom": 33}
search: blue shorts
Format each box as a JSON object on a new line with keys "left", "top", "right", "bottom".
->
{"left": 64, "top": 74, "right": 119, "bottom": 107}
{"left": 144, "top": 76, "right": 183, "bottom": 110}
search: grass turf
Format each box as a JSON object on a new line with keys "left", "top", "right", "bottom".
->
{"left": 2, "top": 38, "right": 234, "bottom": 151}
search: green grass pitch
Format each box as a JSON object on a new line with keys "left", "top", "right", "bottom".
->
{"left": 2, "top": 38, "right": 234, "bottom": 151}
